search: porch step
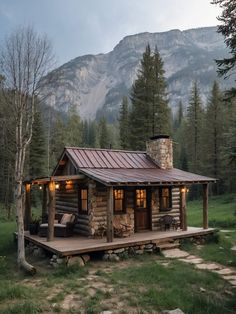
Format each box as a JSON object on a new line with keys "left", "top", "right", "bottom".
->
{"left": 157, "top": 242, "right": 180, "bottom": 251}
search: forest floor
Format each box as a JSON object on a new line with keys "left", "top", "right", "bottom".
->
{"left": 0, "top": 194, "right": 236, "bottom": 314}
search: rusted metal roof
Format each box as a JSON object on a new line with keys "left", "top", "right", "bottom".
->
{"left": 65, "top": 147, "right": 157, "bottom": 169}
{"left": 79, "top": 168, "right": 217, "bottom": 186}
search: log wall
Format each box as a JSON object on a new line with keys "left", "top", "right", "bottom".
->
{"left": 151, "top": 187, "right": 180, "bottom": 231}
{"left": 55, "top": 182, "right": 181, "bottom": 236}
{"left": 55, "top": 182, "right": 78, "bottom": 214}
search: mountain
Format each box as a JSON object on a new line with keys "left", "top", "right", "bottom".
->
{"left": 41, "top": 26, "right": 233, "bottom": 122}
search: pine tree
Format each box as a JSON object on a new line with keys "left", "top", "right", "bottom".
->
{"left": 99, "top": 117, "right": 110, "bottom": 149}
{"left": 212, "top": 0, "right": 236, "bottom": 97}
{"left": 129, "top": 45, "right": 171, "bottom": 150}
{"left": 50, "top": 113, "right": 67, "bottom": 169}
{"left": 203, "top": 81, "right": 224, "bottom": 193}
{"left": 186, "top": 81, "right": 204, "bottom": 173}
{"left": 65, "top": 104, "right": 82, "bottom": 146}
{"left": 119, "top": 96, "right": 130, "bottom": 149}
{"left": 152, "top": 47, "right": 171, "bottom": 135}
{"left": 29, "top": 110, "right": 47, "bottom": 178}
{"left": 224, "top": 99, "right": 236, "bottom": 192}
{"left": 129, "top": 45, "right": 154, "bottom": 150}
{"left": 88, "top": 120, "right": 97, "bottom": 147}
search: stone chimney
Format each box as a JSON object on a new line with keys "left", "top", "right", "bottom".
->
{"left": 146, "top": 135, "right": 173, "bottom": 169}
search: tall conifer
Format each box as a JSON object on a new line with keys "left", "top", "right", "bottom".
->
{"left": 129, "top": 45, "right": 171, "bottom": 150}
{"left": 119, "top": 96, "right": 130, "bottom": 149}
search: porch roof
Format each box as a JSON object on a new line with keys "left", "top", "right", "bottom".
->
{"left": 79, "top": 168, "right": 217, "bottom": 186}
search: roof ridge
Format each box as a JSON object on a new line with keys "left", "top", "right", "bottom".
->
{"left": 65, "top": 146, "right": 146, "bottom": 154}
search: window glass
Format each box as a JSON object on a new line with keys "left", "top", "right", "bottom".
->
{"left": 160, "top": 187, "right": 172, "bottom": 211}
{"left": 114, "top": 189, "right": 125, "bottom": 213}
{"left": 79, "top": 189, "right": 88, "bottom": 213}
{"left": 136, "top": 189, "right": 146, "bottom": 208}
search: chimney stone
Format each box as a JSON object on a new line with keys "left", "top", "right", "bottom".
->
{"left": 146, "top": 135, "right": 173, "bottom": 169}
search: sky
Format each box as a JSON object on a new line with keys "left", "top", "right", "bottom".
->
{"left": 0, "top": 0, "right": 221, "bottom": 66}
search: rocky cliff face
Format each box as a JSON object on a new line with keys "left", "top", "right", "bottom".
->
{"left": 41, "top": 26, "right": 232, "bottom": 121}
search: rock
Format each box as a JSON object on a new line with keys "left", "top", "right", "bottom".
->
{"left": 162, "top": 249, "right": 189, "bottom": 258}
{"left": 179, "top": 258, "right": 202, "bottom": 264}
{"left": 113, "top": 248, "right": 125, "bottom": 254}
{"left": 231, "top": 246, "right": 236, "bottom": 251}
{"left": 37, "top": 248, "right": 46, "bottom": 258}
{"left": 135, "top": 250, "right": 144, "bottom": 255}
{"left": 162, "top": 308, "right": 185, "bottom": 314}
{"left": 32, "top": 249, "right": 39, "bottom": 257}
{"left": 51, "top": 262, "right": 59, "bottom": 268}
{"left": 139, "top": 245, "right": 145, "bottom": 249}
{"left": 214, "top": 268, "right": 234, "bottom": 275}
{"left": 56, "top": 258, "right": 65, "bottom": 265}
{"left": 107, "top": 250, "right": 113, "bottom": 254}
{"left": 109, "top": 254, "right": 120, "bottom": 262}
{"left": 222, "top": 275, "right": 236, "bottom": 281}
{"left": 228, "top": 280, "right": 236, "bottom": 286}
{"left": 196, "top": 263, "right": 220, "bottom": 270}
{"left": 52, "top": 254, "right": 57, "bottom": 260}
{"left": 81, "top": 254, "right": 90, "bottom": 263}
{"left": 102, "top": 254, "right": 110, "bottom": 261}
{"left": 100, "top": 311, "right": 113, "bottom": 314}
{"left": 200, "top": 287, "right": 206, "bottom": 292}
{"left": 67, "top": 256, "right": 85, "bottom": 267}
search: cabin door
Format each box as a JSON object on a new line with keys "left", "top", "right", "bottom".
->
{"left": 134, "top": 188, "right": 150, "bottom": 232}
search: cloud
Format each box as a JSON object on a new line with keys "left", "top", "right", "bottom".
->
{"left": 0, "top": 0, "right": 221, "bottom": 64}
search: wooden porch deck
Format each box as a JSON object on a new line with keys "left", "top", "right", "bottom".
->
{"left": 24, "top": 227, "right": 214, "bottom": 257}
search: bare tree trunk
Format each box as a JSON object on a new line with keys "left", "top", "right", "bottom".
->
{"left": 16, "top": 180, "right": 36, "bottom": 274}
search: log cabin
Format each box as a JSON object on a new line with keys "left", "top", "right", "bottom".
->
{"left": 25, "top": 135, "right": 216, "bottom": 244}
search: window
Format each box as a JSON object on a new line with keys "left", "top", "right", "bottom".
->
{"left": 136, "top": 189, "right": 147, "bottom": 208}
{"left": 114, "top": 189, "right": 125, "bottom": 213}
{"left": 159, "top": 187, "right": 172, "bottom": 211}
{"left": 79, "top": 188, "right": 88, "bottom": 214}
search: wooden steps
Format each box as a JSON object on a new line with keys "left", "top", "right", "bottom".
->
{"left": 157, "top": 240, "right": 180, "bottom": 251}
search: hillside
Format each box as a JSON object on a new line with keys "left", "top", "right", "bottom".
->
{"left": 40, "top": 26, "right": 233, "bottom": 121}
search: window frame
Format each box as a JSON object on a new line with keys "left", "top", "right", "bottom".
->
{"left": 159, "top": 187, "right": 172, "bottom": 212}
{"left": 78, "top": 187, "right": 88, "bottom": 215}
{"left": 113, "top": 189, "right": 126, "bottom": 214}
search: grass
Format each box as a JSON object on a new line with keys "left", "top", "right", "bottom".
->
{"left": 108, "top": 258, "right": 235, "bottom": 313}
{"left": 185, "top": 193, "right": 236, "bottom": 267}
{"left": 0, "top": 194, "right": 235, "bottom": 313}
{"left": 188, "top": 193, "right": 236, "bottom": 229}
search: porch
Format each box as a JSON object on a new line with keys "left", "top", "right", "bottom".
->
{"left": 24, "top": 227, "right": 214, "bottom": 257}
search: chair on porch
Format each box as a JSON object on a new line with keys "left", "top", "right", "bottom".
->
{"left": 113, "top": 215, "right": 132, "bottom": 238}
{"left": 159, "top": 215, "right": 180, "bottom": 231}
{"left": 39, "top": 213, "right": 76, "bottom": 237}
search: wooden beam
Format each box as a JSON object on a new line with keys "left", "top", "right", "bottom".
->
{"left": 203, "top": 183, "right": 209, "bottom": 229}
{"left": 24, "top": 183, "right": 31, "bottom": 231}
{"left": 106, "top": 186, "right": 114, "bottom": 242}
{"left": 180, "top": 186, "right": 187, "bottom": 231}
{"left": 47, "top": 181, "right": 56, "bottom": 242}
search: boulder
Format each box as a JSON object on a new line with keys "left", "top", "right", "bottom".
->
{"left": 109, "top": 254, "right": 120, "bottom": 262}
{"left": 114, "top": 248, "right": 125, "bottom": 254}
{"left": 81, "top": 254, "right": 90, "bottom": 263}
{"left": 67, "top": 256, "right": 85, "bottom": 267}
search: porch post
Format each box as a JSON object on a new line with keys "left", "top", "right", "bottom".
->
{"left": 203, "top": 183, "right": 209, "bottom": 229}
{"left": 180, "top": 186, "right": 187, "bottom": 231}
{"left": 24, "top": 183, "right": 31, "bottom": 231}
{"left": 42, "top": 184, "right": 47, "bottom": 220}
{"left": 47, "top": 181, "right": 56, "bottom": 241}
{"left": 107, "top": 186, "right": 114, "bottom": 242}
